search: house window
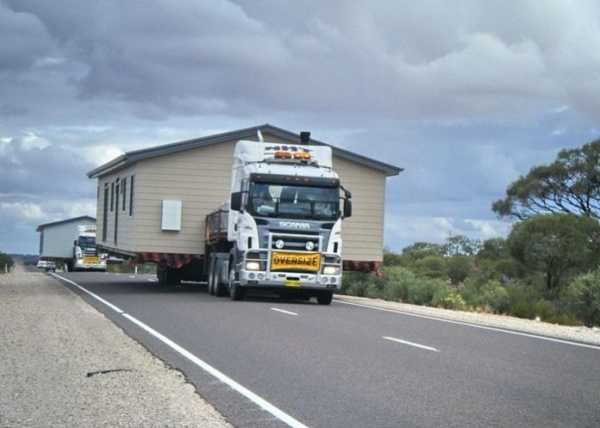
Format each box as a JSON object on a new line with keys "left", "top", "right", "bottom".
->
{"left": 122, "top": 177, "right": 127, "bottom": 211}
{"left": 103, "top": 184, "right": 109, "bottom": 241}
{"left": 129, "top": 175, "right": 135, "bottom": 216}
{"left": 110, "top": 182, "right": 115, "bottom": 211}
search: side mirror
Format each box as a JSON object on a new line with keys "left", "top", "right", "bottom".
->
{"left": 73, "top": 240, "right": 78, "bottom": 246}
{"left": 230, "top": 192, "right": 242, "bottom": 211}
{"left": 343, "top": 198, "right": 352, "bottom": 218}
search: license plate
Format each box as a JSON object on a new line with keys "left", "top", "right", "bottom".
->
{"left": 285, "top": 279, "right": 301, "bottom": 287}
{"left": 83, "top": 257, "right": 99, "bottom": 264}
{"left": 270, "top": 251, "right": 321, "bottom": 272}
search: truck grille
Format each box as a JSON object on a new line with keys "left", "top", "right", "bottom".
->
{"left": 269, "top": 233, "right": 320, "bottom": 252}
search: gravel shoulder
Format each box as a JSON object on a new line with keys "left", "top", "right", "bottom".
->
{"left": 0, "top": 264, "right": 232, "bottom": 428}
{"left": 335, "top": 294, "right": 600, "bottom": 346}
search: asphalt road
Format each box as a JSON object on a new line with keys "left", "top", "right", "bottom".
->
{"left": 50, "top": 271, "right": 600, "bottom": 428}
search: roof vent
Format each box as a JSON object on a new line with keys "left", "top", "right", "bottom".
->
{"left": 300, "top": 131, "right": 311, "bottom": 145}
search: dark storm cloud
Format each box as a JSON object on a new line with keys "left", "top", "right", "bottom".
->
{"left": 1, "top": 0, "right": 600, "bottom": 253}
{"left": 5, "top": 0, "right": 600, "bottom": 121}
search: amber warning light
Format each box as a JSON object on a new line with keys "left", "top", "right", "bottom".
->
{"left": 273, "top": 151, "right": 311, "bottom": 161}
{"left": 274, "top": 151, "right": 292, "bottom": 159}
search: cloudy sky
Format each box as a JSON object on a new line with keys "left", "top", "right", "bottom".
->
{"left": 1, "top": 0, "right": 600, "bottom": 254}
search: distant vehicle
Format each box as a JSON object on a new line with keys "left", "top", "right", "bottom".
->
{"left": 71, "top": 225, "right": 107, "bottom": 271}
{"left": 36, "top": 260, "right": 56, "bottom": 272}
{"left": 37, "top": 217, "right": 107, "bottom": 272}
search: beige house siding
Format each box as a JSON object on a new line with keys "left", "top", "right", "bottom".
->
{"left": 94, "top": 134, "right": 388, "bottom": 262}
{"left": 332, "top": 157, "right": 386, "bottom": 262}
{"left": 133, "top": 141, "right": 235, "bottom": 254}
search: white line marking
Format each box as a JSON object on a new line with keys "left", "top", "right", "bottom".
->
{"left": 270, "top": 308, "right": 298, "bottom": 316}
{"left": 336, "top": 300, "right": 600, "bottom": 351}
{"left": 51, "top": 273, "right": 124, "bottom": 314}
{"left": 51, "top": 273, "right": 309, "bottom": 428}
{"left": 383, "top": 336, "right": 439, "bottom": 352}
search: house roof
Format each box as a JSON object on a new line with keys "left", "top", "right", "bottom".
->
{"left": 36, "top": 216, "right": 96, "bottom": 232}
{"left": 87, "top": 124, "right": 403, "bottom": 178}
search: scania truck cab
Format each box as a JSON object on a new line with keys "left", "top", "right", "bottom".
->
{"left": 205, "top": 137, "right": 351, "bottom": 305}
{"left": 71, "top": 225, "right": 107, "bottom": 271}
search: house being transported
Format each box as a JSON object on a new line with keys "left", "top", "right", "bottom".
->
{"left": 87, "top": 124, "right": 401, "bottom": 273}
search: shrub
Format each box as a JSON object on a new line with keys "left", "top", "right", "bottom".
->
{"left": 447, "top": 256, "right": 472, "bottom": 284}
{"left": 531, "top": 299, "right": 556, "bottom": 321}
{"left": 505, "top": 281, "right": 541, "bottom": 319}
{"left": 434, "top": 291, "right": 467, "bottom": 310}
{"left": 376, "top": 266, "right": 450, "bottom": 306}
{"left": 414, "top": 255, "right": 447, "bottom": 279}
{"left": 0, "top": 252, "right": 14, "bottom": 273}
{"left": 480, "top": 281, "right": 510, "bottom": 313}
{"left": 563, "top": 270, "right": 600, "bottom": 327}
{"left": 340, "top": 272, "right": 371, "bottom": 295}
{"left": 459, "top": 278, "right": 483, "bottom": 307}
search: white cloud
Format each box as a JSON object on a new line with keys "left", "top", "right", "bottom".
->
{"left": 385, "top": 215, "right": 512, "bottom": 250}
{"left": 0, "top": 201, "right": 45, "bottom": 222}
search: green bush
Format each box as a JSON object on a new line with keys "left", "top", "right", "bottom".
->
{"left": 340, "top": 272, "right": 371, "bottom": 295}
{"left": 0, "top": 252, "right": 14, "bottom": 273}
{"left": 563, "top": 270, "right": 600, "bottom": 327}
{"left": 447, "top": 256, "right": 472, "bottom": 284}
{"left": 356, "top": 266, "right": 449, "bottom": 306}
{"left": 480, "top": 281, "right": 510, "bottom": 313}
{"left": 414, "top": 255, "right": 447, "bottom": 279}
{"left": 434, "top": 291, "right": 467, "bottom": 310}
{"left": 531, "top": 299, "right": 556, "bottom": 321}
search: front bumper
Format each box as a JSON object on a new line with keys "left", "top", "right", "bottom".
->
{"left": 238, "top": 269, "right": 341, "bottom": 290}
{"left": 74, "top": 260, "right": 106, "bottom": 271}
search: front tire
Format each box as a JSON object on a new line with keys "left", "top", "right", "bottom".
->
{"left": 229, "top": 266, "right": 245, "bottom": 301}
{"left": 317, "top": 291, "right": 333, "bottom": 305}
{"left": 207, "top": 257, "right": 216, "bottom": 295}
{"left": 214, "top": 262, "right": 228, "bottom": 297}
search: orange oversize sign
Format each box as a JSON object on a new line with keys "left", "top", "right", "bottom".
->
{"left": 270, "top": 252, "right": 321, "bottom": 272}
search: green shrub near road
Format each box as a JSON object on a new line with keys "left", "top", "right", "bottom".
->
{"left": 563, "top": 269, "right": 600, "bottom": 327}
{"left": 0, "top": 252, "right": 14, "bottom": 273}
{"left": 341, "top": 231, "right": 597, "bottom": 326}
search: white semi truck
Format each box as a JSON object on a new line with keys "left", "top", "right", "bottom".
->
{"left": 71, "top": 225, "right": 107, "bottom": 271}
{"left": 37, "top": 217, "right": 107, "bottom": 272}
{"left": 194, "top": 137, "right": 352, "bottom": 305}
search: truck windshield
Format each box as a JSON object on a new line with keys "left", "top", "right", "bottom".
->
{"left": 78, "top": 236, "right": 96, "bottom": 248}
{"left": 248, "top": 182, "right": 339, "bottom": 220}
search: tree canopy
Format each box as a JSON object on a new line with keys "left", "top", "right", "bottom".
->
{"left": 507, "top": 214, "right": 600, "bottom": 292}
{"left": 493, "top": 139, "right": 600, "bottom": 220}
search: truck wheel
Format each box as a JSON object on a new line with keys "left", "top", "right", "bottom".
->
{"left": 215, "top": 260, "right": 228, "bottom": 297}
{"left": 229, "top": 267, "right": 245, "bottom": 301}
{"left": 207, "top": 257, "right": 216, "bottom": 295}
{"left": 317, "top": 291, "right": 333, "bottom": 305}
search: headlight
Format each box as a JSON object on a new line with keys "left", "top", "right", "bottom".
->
{"left": 323, "top": 265, "right": 340, "bottom": 275}
{"left": 245, "top": 261, "right": 261, "bottom": 271}
{"left": 305, "top": 241, "right": 315, "bottom": 251}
